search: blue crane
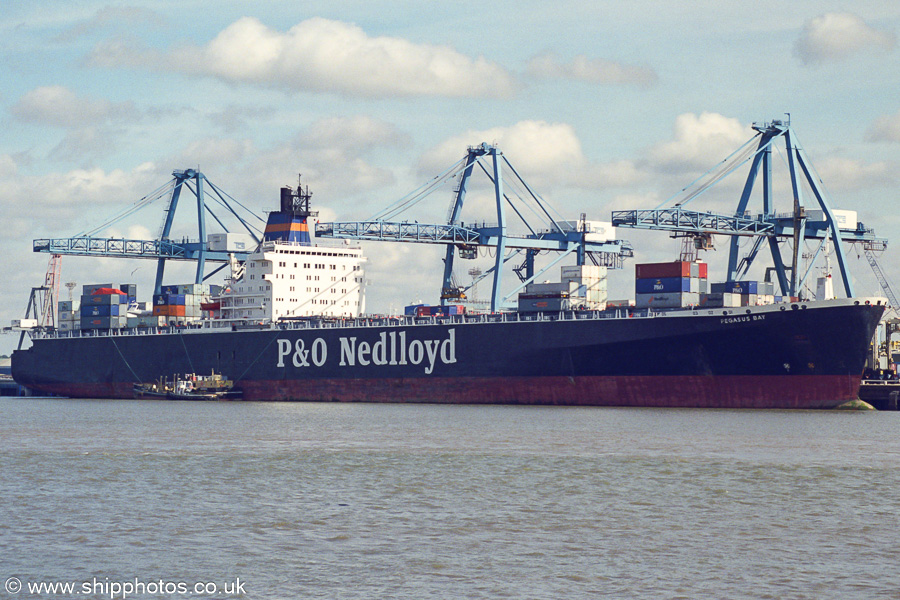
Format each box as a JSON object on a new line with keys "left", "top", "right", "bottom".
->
{"left": 315, "top": 143, "right": 633, "bottom": 312}
{"left": 32, "top": 169, "right": 264, "bottom": 294}
{"left": 611, "top": 118, "right": 887, "bottom": 298}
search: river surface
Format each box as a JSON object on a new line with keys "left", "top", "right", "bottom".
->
{"left": 1, "top": 397, "right": 899, "bottom": 599}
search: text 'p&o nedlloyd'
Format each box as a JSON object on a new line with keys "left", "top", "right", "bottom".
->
{"left": 276, "top": 329, "right": 457, "bottom": 374}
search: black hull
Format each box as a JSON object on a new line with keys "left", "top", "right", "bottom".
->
{"left": 12, "top": 299, "right": 885, "bottom": 409}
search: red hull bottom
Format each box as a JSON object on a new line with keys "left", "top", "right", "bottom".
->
{"left": 32, "top": 375, "right": 862, "bottom": 409}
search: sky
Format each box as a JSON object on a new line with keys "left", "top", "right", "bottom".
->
{"left": 2, "top": 1, "right": 900, "bottom": 354}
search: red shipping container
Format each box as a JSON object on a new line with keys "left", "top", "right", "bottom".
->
{"left": 153, "top": 305, "right": 186, "bottom": 317}
{"left": 635, "top": 262, "right": 691, "bottom": 279}
{"left": 697, "top": 262, "right": 708, "bottom": 279}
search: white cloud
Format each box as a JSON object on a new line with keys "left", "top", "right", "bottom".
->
{"left": 304, "top": 115, "right": 409, "bottom": 153}
{"left": 527, "top": 52, "right": 657, "bottom": 87}
{"left": 89, "top": 17, "right": 517, "bottom": 99}
{"left": 177, "top": 138, "right": 254, "bottom": 168}
{"left": 56, "top": 6, "right": 165, "bottom": 43}
{"left": 867, "top": 110, "right": 900, "bottom": 143}
{"left": 11, "top": 85, "right": 137, "bottom": 128}
{"left": 419, "top": 121, "right": 651, "bottom": 206}
{"left": 419, "top": 121, "right": 588, "bottom": 183}
{"left": 811, "top": 156, "right": 897, "bottom": 192}
{"left": 236, "top": 115, "right": 406, "bottom": 206}
{"left": 794, "top": 12, "right": 896, "bottom": 65}
{"left": 647, "top": 112, "right": 753, "bottom": 173}
{"left": 0, "top": 159, "right": 161, "bottom": 238}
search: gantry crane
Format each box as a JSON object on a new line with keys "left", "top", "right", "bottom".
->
{"left": 612, "top": 118, "right": 888, "bottom": 299}
{"left": 316, "top": 143, "right": 633, "bottom": 312}
{"left": 32, "top": 169, "right": 264, "bottom": 294}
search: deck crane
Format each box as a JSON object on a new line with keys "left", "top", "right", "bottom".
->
{"left": 612, "top": 118, "right": 887, "bottom": 299}
{"left": 32, "top": 169, "right": 264, "bottom": 294}
{"left": 315, "top": 143, "right": 634, "bottom": 312}
{"left": 863, "top": 242, "right": 899, "bottom": 309}
{"left": 16, "top": 254, "right": 61, "bottom": 349}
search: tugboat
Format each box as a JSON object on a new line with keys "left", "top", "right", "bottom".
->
{"left": 133, "top": 371, "right": 240, "bottom": 401}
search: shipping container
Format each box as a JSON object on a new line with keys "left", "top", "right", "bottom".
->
{"left": 82, "top": 283, "right": 114, "bottom": 296}
{"left": 79, "top": 316, "right": 124, "bottom": 329}
{"left": 152, "top": 305, "right": 186, "bottom": 317}
{"left": 58, "top": 300, "right": 80, "bottom": 312}
{"left": 404, "top": 304, "right": 425, "bottom": 316}
{"left": 710, "top": 281, "right": 758, "bottom": 295}
{"left": 79, "top": 304, "right": 120, "bottom": 317}
{"left": 702, "top": 293, "right": 741, "bottom": 308}
{"left": 81, "top": 292, "right": 123, "bottom": 306}
{"left": 58, "top": 310, "right": 78, "bottom": 321}
{"left": 518, "top": 295, "right": 573, "bottom": 313}
{"left": 57, "top": 320, "right": 80, "bottom": 331}
{"left": 126, "top": 315, "right": 167, "bottom": 328}
{"left": 605, "top": 299, "right": 635, "bottom": 308}
{"left": 635, "top": 277, "right": 693, "bottom": 294}
{"left": 740, "top": 294, "right": 758, "bottom": 306}
{"left": 635, "top": 262, "right": 692, "bottom": 279}
{"left": 634, "top": 292, "right": 700, "bottom": 309}
{"left": 561, "top": 265, "right": 605, "bottom": 279}
{"left": 177, "top": 283, "right": 209, "bottom": 295}
{"left": 208, "top": 232, "right": 257, "bottom": 252}
{"left": 525, "top": 281, "right": 578, "bottom": 295}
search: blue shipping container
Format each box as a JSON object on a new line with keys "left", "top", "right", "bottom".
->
{"left": 635, "top": 277, "right": 692, "bottom": 294}
{"left": 80, "top": 304, "right": 120, "bottom": 317}
{"left": 404, "top": 304, "right": 425, "bottom": 316}
{"left": 710, "top": 281, "right": 758, "bottom": 295}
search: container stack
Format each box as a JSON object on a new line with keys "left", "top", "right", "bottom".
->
{"left": 153, "top": 283, "right": 210, "bottom": 324}
{"left": 561, "top": 265, "right": 607, "bottom": 310}
{"left": 708, "top": 281, "right": 776, "bottom": 307}
{"left": 634, "top": 262, "right": 707, "bottom": 308}
{"left": 80, "top": 285, "right": 127, "bottom": 330}
{"left": 518, "top": 265, "right": 608, "bottom": 313}
{"left": 57, "top": 299, "right": 81, "bottom": 332}
{"left": 119, "top": 283, "right": 137, "bottom": 306}
{"left": 405, "top": 304, "right": 465, "bottom": 317}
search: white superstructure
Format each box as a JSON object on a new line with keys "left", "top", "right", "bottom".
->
{"left": 217, "top": 239, "right": 366, "bottom": 322}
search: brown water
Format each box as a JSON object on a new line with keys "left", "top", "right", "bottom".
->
{"left": 1, "top": 398, "right": 899, "bottom": 599}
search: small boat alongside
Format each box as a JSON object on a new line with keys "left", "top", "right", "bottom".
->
{"left": 133, "top": 371, "right": 241, "bottom": 401}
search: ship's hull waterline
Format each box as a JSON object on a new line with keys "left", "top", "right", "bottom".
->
{"left": 12, "top": 299, "right": 885, "bottom": 409}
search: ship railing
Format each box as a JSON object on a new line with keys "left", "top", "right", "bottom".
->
{"left": 28, "top": 307, "right": 665, "bottom": 341}
{"left": 260, "top": 239, "right": 362, "bottom": 251}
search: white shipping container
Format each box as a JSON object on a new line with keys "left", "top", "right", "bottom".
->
{"left": 582, "top": 220, "right": 616, "bottom": 242}
{"left": 11, "top": 319, "right": 38, "bottom": 329}
{"left": 208, "top": 233, "right": 257, "bottom": 252}
{"left": 635, "top": 292, "right": 700, "bottom": 309}
{"left": 805, "top": 209, "right": 858, "bottom": 229}
{"left": 525, "top": 281, "right": 578, "bottom": 295}
{"left": 606, "top": 299, "right": 635, "bottom": 308}
{"left": 561, "top": 265, "right": 606, "bottom": 279}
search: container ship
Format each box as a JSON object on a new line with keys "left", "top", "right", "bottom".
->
{"left": 11, "top": 178, "right": 887, "bottom": 409}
